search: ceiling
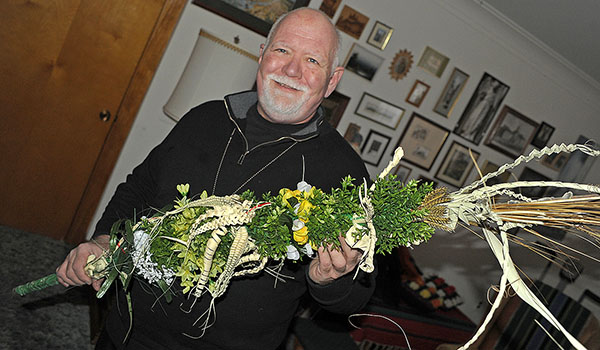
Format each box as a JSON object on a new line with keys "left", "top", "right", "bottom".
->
{"left": 481, "top": 0, "right": 600, "bottom": 86}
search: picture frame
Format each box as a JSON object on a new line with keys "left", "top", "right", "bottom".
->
{"left": 393, "top": 113, "right": 449, "bottom": 170}
{"left": 484, "top": 106, "right": 539, "bottom": 158}
{"left": 344, "top": 43, "right": 385, "bottom": 81}
{"left": 518, "top": 167, "right": 550, "bottom": 198}
{"left": 192, "top": 0, "right": 310, "bottom": 37}
{"left": 394, "top": 164, "right": 412, "bottom": 183}
{"left": 433, "top": 68, "right": 469, "bottom": 118}
{"left": 454, "top": 72, "right": 510, "bottom": 145}
{"left": 355, "top": 92, "right": 405, "bottom": 129}
{"left": 361, "top": 130, "right": 391, "bottom": 166}
{"left": 541, "top": 152, "right": 570, "bottom": 171}
{"left": 388, "top": 49, "right": 413, "bottom": 81}
{"left": 343, "top": 122, "right": 365, "bottom": 153}
{"left": 435, "top": 141, "right": 480, "bottom": 187}
{"left": 417, "top": 46, "right": 449, "bottom": 78}
{"left": 335, "top": 5, "right": 369, "bottom": 39}
{"left": 405, "top": 80, "right": 430, "bottom": 108}
{"left": 319, "top": 0, "right": 341, "bottom": 18}
{"left": 320, "top": 90, "right": 350, "bottom": 128}
{"left": 367, "top": 21, "right": 393, "bottom": 50}
{"left": 479, "top": 160, "right": 512, "bottom": 186}
{"left": 531, "top": 122, "right": 555, "bottom": 149}
{"left": 417, "top": 175, "right": 438, "bottom": 188}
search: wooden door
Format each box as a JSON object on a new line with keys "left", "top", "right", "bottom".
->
{"left": 0, "top": 0, "right": 184, "bottom": 242}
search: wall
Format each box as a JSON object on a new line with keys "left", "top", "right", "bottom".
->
{"left": 89, "top": 0, "right": 600, "bottom": 323}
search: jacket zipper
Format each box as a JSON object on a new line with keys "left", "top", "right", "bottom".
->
{"left": 224, "top": 102, "right": 320, "bottom": 165}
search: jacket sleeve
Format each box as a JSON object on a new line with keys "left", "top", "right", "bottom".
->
{"left": 306, "top": 264, "right": 376, "bottom": 314}
{"left": 92, "top": 111, "right": 199, "bottom": 238}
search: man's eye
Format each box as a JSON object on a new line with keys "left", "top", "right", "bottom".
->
{"left": 275, "top": 48, "right": 287, "bottom": 53}
{"left": 308, "top": 58, "right": 319, "bottom": 64}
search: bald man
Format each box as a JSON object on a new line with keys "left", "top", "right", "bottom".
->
{"left": 58, "top": 8, "right": 374, "bottom": 350}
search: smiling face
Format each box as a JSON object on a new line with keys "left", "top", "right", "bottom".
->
{"left": 256, "top": 9, "right": 344, "bottom": 124}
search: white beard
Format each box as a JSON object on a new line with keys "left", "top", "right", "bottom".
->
{"left": 260, "top": 74, "right": 310, "bottom": 117}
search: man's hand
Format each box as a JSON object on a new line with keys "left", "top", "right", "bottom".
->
{"left": 309, "top": 234, "right": 362, "bottom": 285}
{"left": 56, "top": 234, "right": 110, "bottom": 291}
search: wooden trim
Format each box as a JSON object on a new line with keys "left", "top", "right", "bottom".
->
{"left": 65, "top": 0, "right": 186, "bottom": 244}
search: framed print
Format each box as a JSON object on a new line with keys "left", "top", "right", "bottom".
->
{"left": 518, "top": 167, "right": 550, "bottom": 198}
{"left": 394, "top": 164, "right": 412, "bottom": 183}
{"left": 406, "top": 80, "right": 430, "bottom": 108}
{"left": 361, "top": 130, "right": 391, "bottom": 166}
{"left": 343, "top": 122, "right": 365, "bottom": 153}
{"left": 321, "top": 90, "right": 350, "bottom": 128}
{"left": 335, "top": 5, "right": 369, "bottom": 39}
{"left": 417, "top": 175, "right": 438, "bottom": 188}
{"left": 434, "top": 68, "right": 469, "bottom": 118}
{"left": 394, "top": 113, "right": 449, "bottom": 170}
{"left": 454, "top": 72, "right": 510, "bottom": 145}
{"left": 367, "top": 21, "right": 393, "bottom": 50}
{"left": 435, "top": 141, "right": 480, "bottom": 187}
{"left": 479, "top": 160, "right": 511, "bottom": 186}
{"left": 389, "top": 49, "right": 413, "bottom": 81}
{"left": 484, "top": 106, "right": 539, "bottom": 158}
{"left": 531, "top": 122, "right": 555, "bottom": 149}
{"left": 541, "top": 152, "right": 570, "bottom": 171}
{"left": 417, "top": 46, "right": 449, "bottom": 77}
{"left": 192, "top": 0, "right": 310, "bottom": 37}
{"left": 344, "top": 43, "right": 385, "bottom": 81}
{"left": 355, "top": 92, "right": 405, "bottom": 129}
{"left": 319, "top": 0, "right": 341, "bottom": 18}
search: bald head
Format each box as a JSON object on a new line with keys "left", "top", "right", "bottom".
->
{"left": 264, "top": 8, "right": 342, "bottom": 72}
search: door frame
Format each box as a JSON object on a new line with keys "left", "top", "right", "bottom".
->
{"left": 65, "top": 0, "right": 186, "bottom": 244}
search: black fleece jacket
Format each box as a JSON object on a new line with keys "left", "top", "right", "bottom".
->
{"left": 95, "top": 91, "right": 375, "bottom": 349}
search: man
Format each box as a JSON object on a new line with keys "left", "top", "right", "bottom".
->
{"left": 57, "top": 8, "right": 374, "bottom": 349}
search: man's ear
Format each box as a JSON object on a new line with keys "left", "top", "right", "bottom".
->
{"left": 258, "top": 43, "right": 265, "bottom": 64}
{"left": 324, "top": 66, "right": 344, "bottom": 98}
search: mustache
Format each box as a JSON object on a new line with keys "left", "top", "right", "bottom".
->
{"left": 267, "top": 74, "right": 308, "bottom": 92}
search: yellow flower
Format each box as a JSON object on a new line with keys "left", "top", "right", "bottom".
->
{"left": 280, "top": 188, "right": 301, "bottom": 208}
{"left": 301, "top": 186, "right": 316, "bottom": 199}
{"left": 297, "top": 199, "right": 313, "bottom": 219}
{"left": 293, "top": 226, "right": 309, "bottom": 245}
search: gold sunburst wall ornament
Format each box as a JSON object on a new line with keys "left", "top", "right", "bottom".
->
{"left": 389, "top": 49, "right": 413, "bottom": 81}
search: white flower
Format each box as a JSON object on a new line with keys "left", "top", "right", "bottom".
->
{"left": 286, "top": 245, "right": 300, "bottom": 260}
{"left": 302, "top": 243, "right": 315, "bottom": 258}
{"left": 296, "top": 180, "right": 312, "bottom": 193}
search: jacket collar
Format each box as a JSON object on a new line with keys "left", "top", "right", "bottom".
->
{"left": 224, "top": 90, "right": 324, "bottom": 139}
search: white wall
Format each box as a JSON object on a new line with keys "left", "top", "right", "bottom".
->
{"left": 89, "top": 0, "right": 600, "bottom": 323}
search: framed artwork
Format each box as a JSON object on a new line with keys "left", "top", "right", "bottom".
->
{"left": 393, "top": 113, "right": 449, "bottom": 170}
{"left": 484, "top": 106, "right": 539, "bottom": 158}
{"left": 389, "top": 49, "right": 413, "bottom": 81}
{"left": 433, "top": 68, "right": 469, "bottom": 118}
{"left": 541, "top": 152, "right": 570, "bottom": 171}
{"left": 531, "top": 122, "right": 555, "bottom": 149}
{"left": 518, "top": 167, "right": 550, "bottom": 198}
{"left": 343, "top": 122, "right": 365, "bottom": 153}
{"left": 361, "top": 130, "right": 391, "bottom": 166}
{"left": 406, "top": 80, "right": 430, "bottom": 108}
{"left": 321, "top": 90, "right": 350, "bottom": 128}
{"left": 479, "top": 160, "right": 511, "bottom": 186}
{"left": 394, "top": 164, "right": 412, "bottom": 183}
{"left": 417, "top": 46, "right": 449, "bottom": 78}
{"left": 454, "top": 72, "right": 510, "bottom": 145}
{"left": 335, "top": 5, "right": 369, "bottom": 39}
{"left": 367, "top": 21, "right": 393, "bottom": 50}
{"left": 355, "top": 92, "right": 405, "bottom": 129}
{"left": 319, "top": 0, "right": 341, "bottom": 18}
{"left": 192, "top": 0, "right": 310, "bottom": 36}
{"left": 417, "top": 175, "right": 438, "bottom": 188}
{"left": 344, "top": 43, "right": 385, "bottom": 81}
{"left": 435, "top": 141, "right": 480, "bottom": 187}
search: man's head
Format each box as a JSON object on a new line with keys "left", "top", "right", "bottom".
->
{"left": 256, "top": 8, "right": 344, "bottom": 124}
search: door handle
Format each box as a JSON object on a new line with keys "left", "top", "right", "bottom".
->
{"left": 99, "top": 109, "right": 111, "bottom": 122}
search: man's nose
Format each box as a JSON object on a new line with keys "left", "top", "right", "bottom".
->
{"left": 283, "top": 56, "right": 301, "bottom": 77}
